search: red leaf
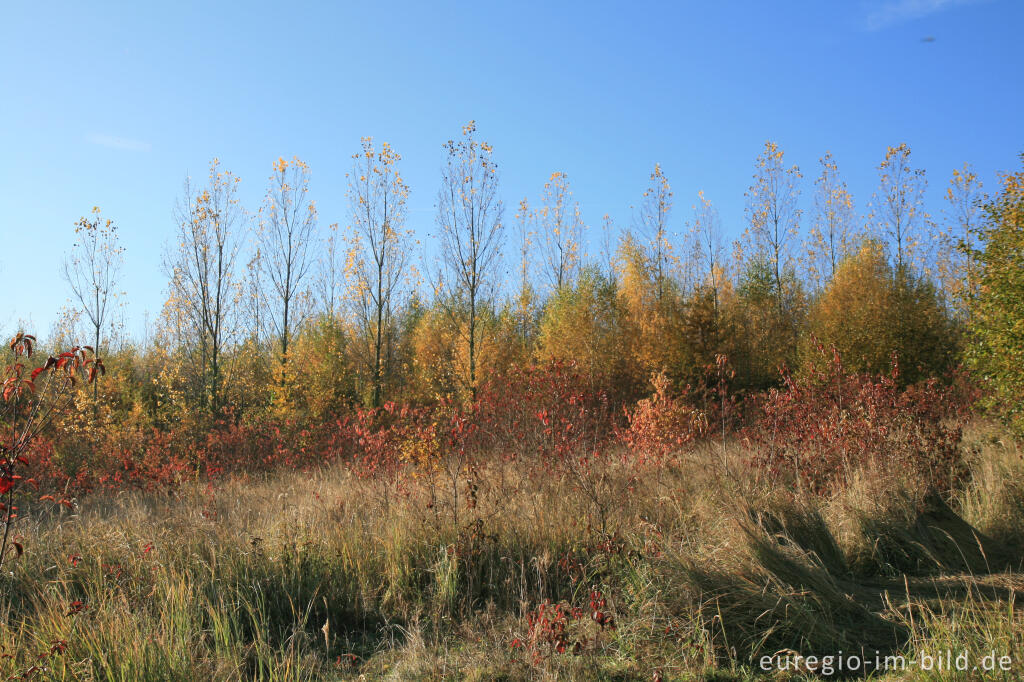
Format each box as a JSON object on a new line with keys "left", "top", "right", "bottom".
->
{"left": 0, "top": 477, "right": 13, "bottom": 495}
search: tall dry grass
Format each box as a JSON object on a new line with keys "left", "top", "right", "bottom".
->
{"left": 0, "top": 423, "right": 1019, "bottom": 680}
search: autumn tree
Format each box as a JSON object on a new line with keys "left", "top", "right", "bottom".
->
{"left": 316, "top": 223, "right": 345, "bottom": 323}
{"left": 286, "top": 316, "right": 354, "bottom": 418}
{"left": 536, "top": 266, "right": 630, "bottom": 391}
{"left": 802, "top": 240, "right": 894, "bottom": 377}
{"left": 681, "top": 278, "right": 736, "bottom": 387}
{"left": 599, "top": 213, "right": 617, "bottom": 279}
{"left": 803, "top": 239, "right": 956, "bottom": 384}
{"left": 538, "top": 171, "right": 584, "bottom": 291}
{"left": 407, "top": 296, "right": 508, "bottom": 404}
{"left": 239, "top": 245, "right": 266, "bottom": 347}
{"left": 870, "top": 143, "right": 929, "bottom": 272}
{"left": 163, "top": 159, "right": 242, "bottom": 413}
{"left": 259, "top": 156, "right": 318, "bottom": 388}
{"left": 744, "top": 141, "right": 802, "bottom": 312}
{"left": 513, "top": 198, "right": 539, "bottom": 354}
{"left": 407, "top": 302, "right": 459, "bottom": 402}
{"left": 682, "top": 191, "right": 733, "bottom": 386}
{"left": 62, "top": 206, "right": 123, "bottom": 405}
{"left": 634, "top": 164, "right": 674, "bottom": 301}
{"left": 346, "top": 138, "right": 412, "bottom": 406}
{"left": 690, "top": 190, "right": 725, "bottom": 316}
{"left": 435, "top": 121, "right": 504, "bottom": 400}
{"left": 965, "top": 155, "right": 1024, "bottom": 434}
{"left": 805, "top": 151, "right": 856, "bottom": 290}
{"left": 616, "top": 234, "right": 686, "bottom": 390}
{"left": 938, "top": 163, "right": 984, "bottom": 318}
{"left": 733, "top": 254, "right": 805, "bottom": 390}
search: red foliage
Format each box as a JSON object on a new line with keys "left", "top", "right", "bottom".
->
{"left": 2, "top": 335, "right": 103, "bottom": 566}
{"left": 521, "top": 600, "right": 585, "bottom": 662}
{"left": 746, "top": 344, "right": 969, "bottom": 496}
{"left": 516, "top": 588, "right": 615, "bottom": 665}
{"left": 12, "top": 344, "right": 976, "bottom": 516}
{"left": 471, "top": 361, "right": 618, "bottom": 464}
{"left": 619, "top": 356, "right": 741, "bottom": 463}
{"left": 619, "top": 373, "right": 707, "bottom": 463}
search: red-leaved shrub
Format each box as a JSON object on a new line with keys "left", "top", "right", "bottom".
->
{"left": 746, "top": 345, "right": 968, "bottom": 497}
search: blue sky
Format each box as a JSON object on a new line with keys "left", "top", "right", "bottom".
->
{"left": 1, "top": 0, "right": 1021, "bottom": 338}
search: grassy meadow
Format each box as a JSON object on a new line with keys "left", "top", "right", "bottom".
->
{"left": 0, "top": 421, "right": 1020, "bottom": 681}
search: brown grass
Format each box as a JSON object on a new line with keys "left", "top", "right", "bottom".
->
{"left": 0, "top": 423, "right": 1020, "bottom": 680}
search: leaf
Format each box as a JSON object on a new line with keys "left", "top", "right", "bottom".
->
{"left": 12, "top": 542, "right": 22, "bottom": 558}
{"left": 0, "top": 477, "right": 13, "bottom": 495}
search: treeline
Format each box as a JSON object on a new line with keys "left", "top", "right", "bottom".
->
{"left": 49, "top": 123, "right": 1020, "bottom": 434}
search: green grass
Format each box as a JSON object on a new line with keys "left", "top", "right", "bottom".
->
{"left": 0, "top": 424, "right": 1020, "bottom": 680}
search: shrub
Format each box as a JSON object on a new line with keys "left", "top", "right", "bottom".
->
{"left": 619, "top": 371, "right": 707, "bottom": 463}
{"left": 1, "top": 334, "right": 103, "bottom": 568}
{"left": 619, "top": 356, "right": 740, "bottom": 462}
{"left": 747, "top": 343, "right": 967, "bottom": 497}
{"left": 470, "top": 361, "right": 618, "bottom": 464}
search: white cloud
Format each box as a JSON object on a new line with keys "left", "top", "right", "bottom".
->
{"left": 865, "top": 0, "right": 985, "bottom": 30}
{"left": 86, "top": 133, "right": 152, "bottom": 152}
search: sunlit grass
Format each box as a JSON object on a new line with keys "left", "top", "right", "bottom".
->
{"left": 0, "top": 424, "right": 1019, "bottom": 680}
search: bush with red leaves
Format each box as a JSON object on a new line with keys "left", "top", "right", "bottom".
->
{"left": 746, "top": 344, "right": 969, "bottom": 497}
{"left": 470, "top": 361, "right": 619, "bottom": 465}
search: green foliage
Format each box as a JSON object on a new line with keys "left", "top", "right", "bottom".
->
{"left": 966, "top": 156, "right": 1024, "bottom": 433}
{"left": 732, "top": 255, "right": 806, "bottom": 390}
{"left": 678, "top": 284, "right": 734, "bottom": 387}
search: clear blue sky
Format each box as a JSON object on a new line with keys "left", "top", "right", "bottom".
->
{"left": 1, "top": 0, "right": 1021, "bottom": 339}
